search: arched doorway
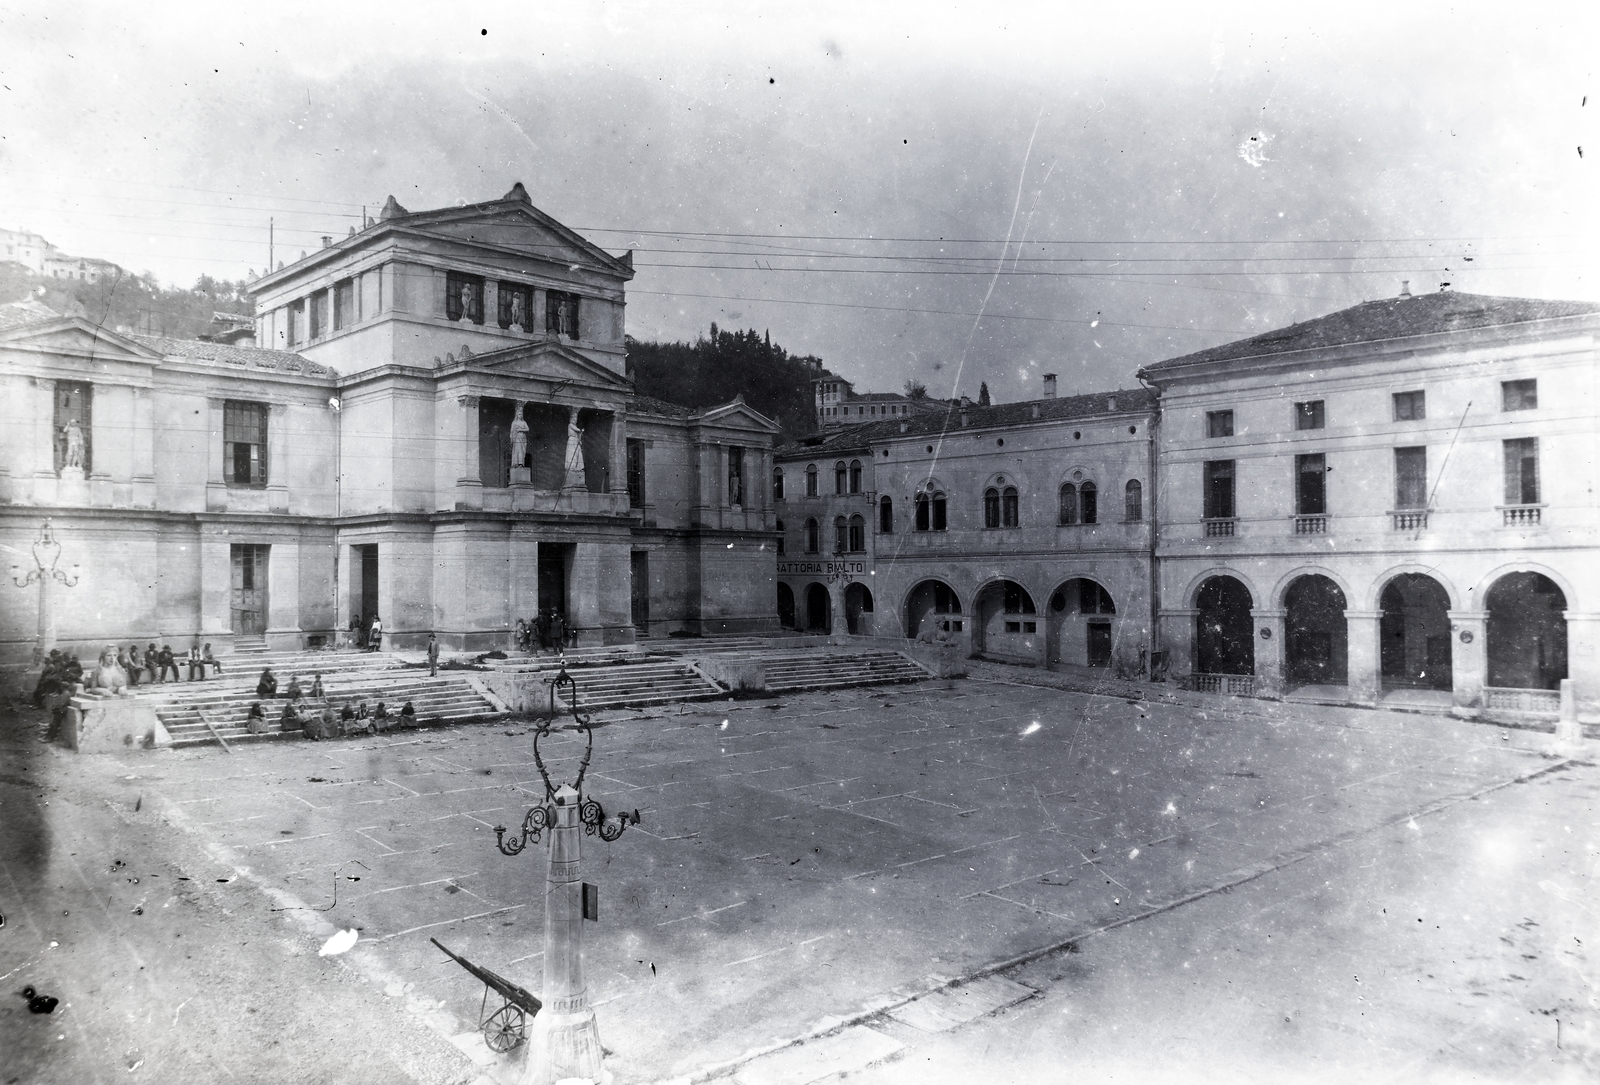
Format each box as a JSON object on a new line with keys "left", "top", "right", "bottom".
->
{"left": 1284, "top": 575, "right": 1348, "bottom": 687}
{"left": 973, "top": 579, "right": 1037, "bottom": 658}
{"left": 1379, "top": 574, "right": 1452, "bottom": 690}
{"left": 844, "top": 582, "right": 874, "bottom": 635}
{"left": 1195, "top": 576, "right": 1254, "bottom": 675}
{"left": 1048, "top": 579, "right": 1116, "bottom": 668}
{"left": 1486, "top": 572, "right": 1567, "bottom": 690}
{"left": 805, "top": 583, "right": 831, "bottom": 633}
{"left": 905, "top": 580, "right": 961, "bottom": 640}
{"left": 777, "top": 583, "right": 796, "bottom": 629}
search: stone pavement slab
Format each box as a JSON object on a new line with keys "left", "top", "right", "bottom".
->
{"left": 732, "top": 1025, "right": 905, "bottom": 1085}
{"left": 887, "top": 974, "right": 1036, "bottom": 1032}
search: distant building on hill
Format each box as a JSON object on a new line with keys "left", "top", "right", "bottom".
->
{"left": 813, "top": 371, "right": 943, "bottom": 430}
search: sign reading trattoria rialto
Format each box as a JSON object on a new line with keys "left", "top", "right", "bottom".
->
{"left": 776, "top": 560, "right": 867, "bottom": 576}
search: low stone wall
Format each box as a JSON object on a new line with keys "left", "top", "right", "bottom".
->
{"left": 66, "top": 694, "right": 172, "bottom": 752}
{"left": 696, "top": 656, "right": 765, "bottom": 692}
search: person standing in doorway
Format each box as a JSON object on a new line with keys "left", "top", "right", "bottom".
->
{"left": 549, "top": 610, "right": 566, "bottom": 655}
{"left": 427, "top": 633, "right": 439, "bottom": 677}
{"left": 368, "top": 614, "right": 382, "bottom": 653}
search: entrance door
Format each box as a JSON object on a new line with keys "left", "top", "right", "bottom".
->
{"left": 630, "top": 551, "right": 650, "bottom": 629}
{"left": 1086, "top": 621, "right": 1113, "bottom": 667}
{"left": 230, "top": 544, "right": 269, "bottom": 634}
{"left": 777, "top": 583, "right": 796, "bottom": 628}
{"left": 805, "top": 583, "right": 831, "bottom": 632}
{"left": 538, "top": 543, "right": 570, "bottom": 618}
{"left": 844, "top": 582, "right": 873, "bottom": 635}
{"left": 358, "top": 545, "right": 379, "bottom": 629}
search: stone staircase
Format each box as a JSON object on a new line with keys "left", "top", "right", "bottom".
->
{"left": 129, "top": 647, "right": 504, "bottom": 747}
{"left": 756, "top": 648, "right": 932, "bottom": 692}
{"left": 483, "top": 652, "right": 726, "bottom": 711}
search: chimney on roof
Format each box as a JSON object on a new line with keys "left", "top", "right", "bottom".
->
{"left": 320, "top": 236, "right": 333, "bottom": 249}
{"left": 960, "top": 395, "right": 972, "bottom": 409}
{"left": 1398, "top": 280, "right": 1412, "bottom": 299}
{"left": 1042, "top": 373, "right": 1057, "bottom": 399}
{"left": 959, "top": 410, "right": 969, "bottom": 427}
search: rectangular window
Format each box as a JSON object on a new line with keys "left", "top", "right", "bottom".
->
{"left": 1395, "top": 447, "right": 1427, "bottom": 509}
{"left": 1203, "top": 460, "right": 1235, "bottom": 519}
{"left": 53, "top": 381, "right": 92, "bottom": 473}
{"left": 1022, "top": 621, "right": 1037, "bottom": 633}
{"left": 446, "top": 271, "right": 484, "bottom": 324}
{"left": 1005, "top": 621, "right": 1021, "bottom": 633}
{"left": 1206, "top": 410, "right": 1234, "bottom": 438}
{"left": 1504, "top": 438, "right": 1539, "bottom": 504}
{"left": 1502, "top": 379, "right": 1538, "bottom": 411}
{"left": 333, "top": 279, "right": 355, "bottom": 331}
{"left": 1296, "top": 453, "right": 1326, "bottom": 515}
{"left": 285, "top": 300, "right": 304, "bottom": 348}
{"left": 727, "top": 446, "right": 744, "bottom": 506}
{"left": 547, "top": 290, "right": 581, "bottom": 338}
{"left": 1295, "top": 400, "right": 1325, "bottom": 430}
{"left": 1393, "top": 390, "right": 1426, "bottom": 421}
{"left": 626, "top": 440, "right": 646, "bottom": 508}
{"left": 309, "top": 289, "right": 329, "bottom": 339}
{"left": 224, "top": 401, "right": 268, "bottom": 487}
{"left": 498, "top": 282, "right": 534, "bottom": 330}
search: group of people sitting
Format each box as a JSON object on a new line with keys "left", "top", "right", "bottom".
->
{"left": 30, "top": 649, "right": 86, "bottom": 742}
{"left": 515, "top": 608, "right": 575, "bottom": 653}
{"left": 109, "top": 642, "right": 222, "bottom": 685}
{"left": 244, "top": 695, "right": 417, "bottom": 740}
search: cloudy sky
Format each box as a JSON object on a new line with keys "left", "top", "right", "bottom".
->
{"left": 3, "top": 2, "right": 1594, "bottom": 399}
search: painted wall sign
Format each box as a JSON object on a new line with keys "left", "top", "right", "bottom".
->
{"left": 776, "top": 560, "right": 867, "bottom": 576}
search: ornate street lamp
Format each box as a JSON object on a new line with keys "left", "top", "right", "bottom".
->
{"left": 10, "top": 520, "right": 80, "bottom": 666}
{"left": 494, "top": 659, "right": 639, "bottom": 1085}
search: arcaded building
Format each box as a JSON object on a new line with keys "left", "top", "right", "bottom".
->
{"left": 1140, "top": 288, "right": 1600, "bottom": 721}
{"left": 775, "top": 381, "right": 1158, "bottom": 673}
{"left": 0, "top": 184, "right": 779, "bottom": 682}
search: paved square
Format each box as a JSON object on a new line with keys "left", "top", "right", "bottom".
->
{"left": 113, "top": 676, "right": 1566, "bottom": 1082}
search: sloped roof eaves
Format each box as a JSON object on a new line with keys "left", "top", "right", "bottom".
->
{"left": 1141, "top": 292, "right": 1600, "bottom": 379}
{"left": 127, "top": 333, "right": 338, "bottom": 379}
{"left": 628, "top": 394, "right": 694, "bottom": 419}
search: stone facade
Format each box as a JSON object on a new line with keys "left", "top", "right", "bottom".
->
{"left": 0, "top": 185, "right": 779, "bottom": 685}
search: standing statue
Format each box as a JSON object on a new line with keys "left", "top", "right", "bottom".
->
{"left": 563, "top": 407, "right": 586, "bottom": 488}
{"left": 509, "top": 403, "right": 529, "bottom": 472}
{"left": 457, "top": 281, "right": 475, "bottom": 323}
{"left": 508, "top": 291, "right": 526, "bottom": 332}
{"left": 63, "top": 418, "right": 86, "bottom": 470}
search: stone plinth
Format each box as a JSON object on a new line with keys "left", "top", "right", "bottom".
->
{"left": 698, "top": 656, "right": 766, "bottom": 691}
{"left": 66, "top": 694, "right": 171, "bottom": 752}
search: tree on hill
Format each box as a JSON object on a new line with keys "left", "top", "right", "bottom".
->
{"left": 903, "top": 379, "right": 928, "bottom": 400}
{"left": 978, "top": 382, "right": 991, "bottom": 406}
{"left": 627, "top": 324, "right": 824, "bottom": 443}
{"left": 0, "top": 263, "right": 252, "bottom": 340}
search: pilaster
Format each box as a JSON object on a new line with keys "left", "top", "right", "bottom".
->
{"left": 199, "top": 528, "right": 234, "bottom": 640}
{"left": 1446, "top": 609, "right": 1488, "bottom": 717}
{"left": 1158, "top": 607, "right": 1197, "bottom": 679}
{"left": 267, "top": 403, "right": 290, "bottom": 513}
{"left": 1345, "top": 610, "right": 1383, "bottom": 706}
{"left": 455, "top": 395, "right": 483, "bottom": 510}
{"left": 205, "top": 398, "right": 228, "bottom": 511}
{"left": 132, "top": 386, "right": 156, "bottom": 508}
{"left": 1254, "top": 607, "right": 1287, "bottom": 699}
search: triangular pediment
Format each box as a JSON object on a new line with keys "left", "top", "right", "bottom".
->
{"left": 454, "top": 339, "right": 632, "bottom": 392}
{"left": 0, "top": 316, "right": 163, "bottom": 364}
{"left": 398, "top": 202, "right": 633, "bottom": 280}
{"left": 696, "top": 396, "right": 781, "bottom": 433}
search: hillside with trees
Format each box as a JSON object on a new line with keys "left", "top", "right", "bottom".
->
{"left": 627, "top": 323, "right": 824, "bottom": 442}
{"left": 0, "top": 263, "right": 252, "bottom": 340}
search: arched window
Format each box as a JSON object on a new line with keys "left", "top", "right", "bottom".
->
{"left": 849, "top": 459, "right": 863, "bottom": 494}
{"left": 773, "top": 468, "right": 785, "bottom": 501}
{"left": 984, "top": 487, "right": 1001, "bottom": 529}
{"left": 849, "top": 514, "right": 865, "bottom": 552}
{"left": 915, "top": 493, "right": 931, "bottom": 531}
{"left": 1002, "top": 486, "right": 1019, "bottom": 528}
{"left": 879, "top": 495, "right": 894, "bottom": 534}
{"left": 834, "top": 461, "right": 848, "bottom": 495}
{"left": 805, "top": 464, "right": 818, "bottom": 497}
{"left": 805, "top": 517, "right": 819, "bottom": 553}
{"left": 932, "top": 492, "right": 947, "bottom": 531}
{"left": 1059, "top": 483, "right": 1078, "bottom": 525}
{"left": 1080, "top": 480, "right": 1098, "bottom": 524}
{"left": 834, "top": 515, "right": 849, "bottom": 553}
{"left": 775, "top": 518, "right": 786, "bottom": 555}
{"left": 1125, "top": 479, "right": 1142, "bottom": 522}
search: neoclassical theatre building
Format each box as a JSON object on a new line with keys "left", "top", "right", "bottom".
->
{"left": 0, "top": 184, "right": 778, "bottom": 680}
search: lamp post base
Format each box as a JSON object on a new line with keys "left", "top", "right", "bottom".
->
{"left": 522, "top": 1006, "right": 610, "bottom": 1085}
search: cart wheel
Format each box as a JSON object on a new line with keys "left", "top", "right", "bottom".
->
{"left": 483, "top": 1003, "right": 526, "bottom": 1052}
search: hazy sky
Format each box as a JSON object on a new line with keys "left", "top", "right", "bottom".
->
{"left": 3, "top": 2, "right": 1594, "bottom": 399}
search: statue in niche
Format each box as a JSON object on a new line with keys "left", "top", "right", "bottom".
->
{"left": 62, "top": 418, "right": 86, "bottom": 472}
{"left": 563, "top": 407, "right": 586, "bottom": 488}
{"left": 457, "top": 281, "right": 475, "bottom": 323}
{"left": 509, "top": 291, "right": 526, "bottom": 332}
{"left": 509, "top": 402, "right": 529, "bottom": 472}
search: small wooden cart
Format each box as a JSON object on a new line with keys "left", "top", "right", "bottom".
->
{"left": 431, "top": 937, "right": 543, "bottom": 1052}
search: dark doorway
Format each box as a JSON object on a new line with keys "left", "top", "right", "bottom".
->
{"left": 538, "top": 543, "right": 571, "bottom": 619}
{"left": 777, "top": 583, "right": 796, "bottom": 629}
{"left": 1285, "top": 574, "right": 1348, "bottom": 686}
{"left": 1486, "top": 572, "right": 1567, "bottom": 690}
{"left": 230, "top": 544, "right": 269, "bottom": 635}
{"left": 1195, "top": 575, "right": 1254, "bottom": 675}
{"left": 630, "top": 551, "right": 649, "bottom": 630}
{"left": 844, "top": 582, "right": 874, "bottom": 635}
{"left": 1379, "top": 573, "right": 1452, "bottom": 690}
{"left": 1087, "top": 622, "right": 1113, "bottom": 667}
{"left": 356, "top": 545, "right": 379, "bottom": 631}
{"left": 805, "top": 583, "right": 831, "bottom": 632}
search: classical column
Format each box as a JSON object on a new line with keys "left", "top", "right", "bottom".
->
{"left": 1448, "top": 609, "right": 1488, "bottom": 718}
{"left": 206, "top": 398, "right": 229, "bottom": 512}
{"left": 456, "top": 396, "right": 483, "bottom": 510}
{"left": 1345, "top": 610, "right": 1383, "bottom": 706}
{"left": 32, "top": 377, "right": 56, "bottom": 481}
{"left": 608, "top": 410, "right": 627, "bottom": 496}
{"left": 267, "top": 403, "right": 290, "bottom": 512}
{"left": 1253, "top": 607, "right": 1287, "bottom": 698}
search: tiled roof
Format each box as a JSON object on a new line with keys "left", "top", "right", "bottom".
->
{"left": 627, "top": 394, "right": 695, "bottom": 419}
{"left": 850, "top": 391, "right": 910, "bottom": 402}
{"left": 0, "top": 299, "right": 62, "bottom": 332}
{"left": 1142, "top": 291, "right": 1600, "bottom": 376}
{"left": 127, "top": 333, "right": 338, "bottom": 378}
{"left": 775, "top": 387, "right": 1155, "bottom": 458}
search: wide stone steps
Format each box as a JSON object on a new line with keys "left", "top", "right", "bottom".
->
{"left": 760, "top": 651, "right": 930, "bottom": 692}
{"left": 541, "top": 662, "right": 725, "bottom": 710}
